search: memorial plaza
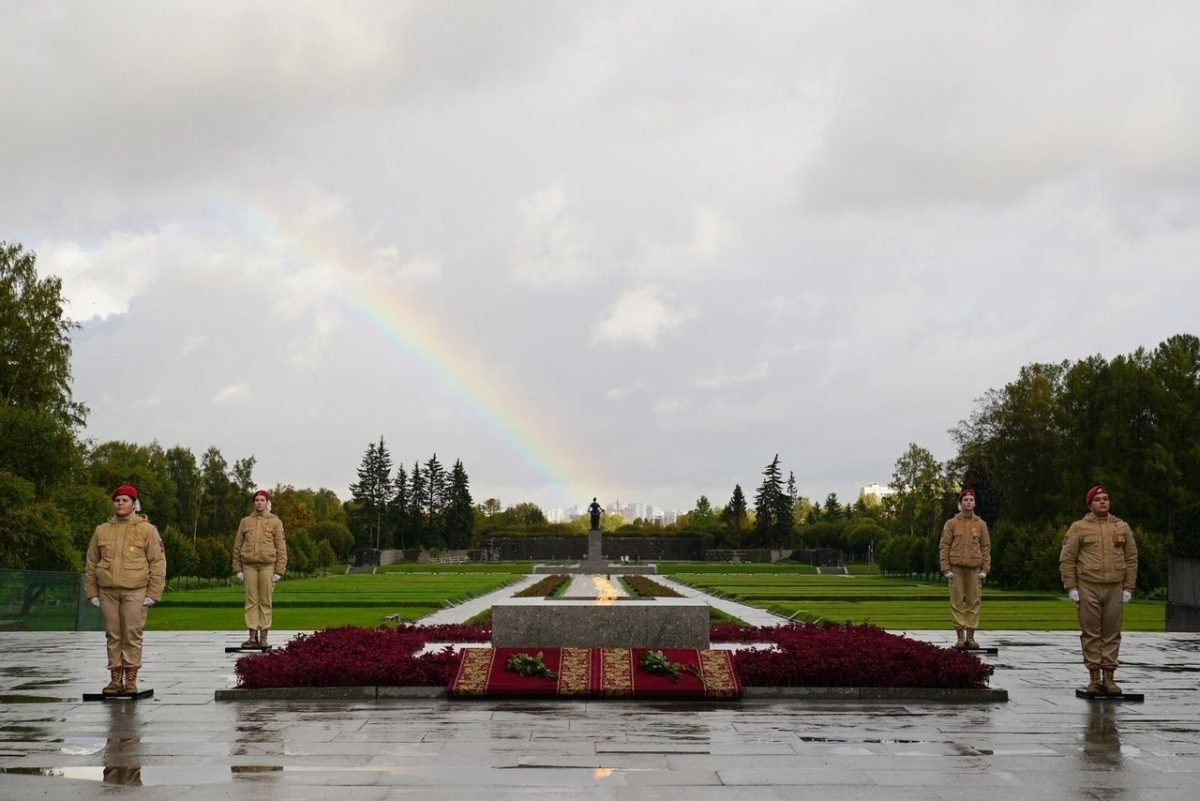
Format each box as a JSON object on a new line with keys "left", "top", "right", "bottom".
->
{"left": 1, "top": 621, "right": 1197, "bottom": 800}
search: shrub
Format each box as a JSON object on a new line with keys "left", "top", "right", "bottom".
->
{"left": 716, "top": 622, "right": 994, "bottom": 689}
{"left": 514, "top": 575, "right": 571, "bottom": 597}
{"left": 621, "top": 576, "right": 682, "bottom": 597}
{"left": 235, "top": 624, "right": 490, "bottom": 688}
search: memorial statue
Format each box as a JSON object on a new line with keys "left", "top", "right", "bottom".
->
{"left": 588, "top": 497, "right": 604, "bottom": 531}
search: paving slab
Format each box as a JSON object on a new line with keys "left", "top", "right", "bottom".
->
{"left": 0, "top": 629, "right": 1197, "bottom": 800}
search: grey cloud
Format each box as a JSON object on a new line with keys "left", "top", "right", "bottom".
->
{"left": 6, "top": 1, "right": 1198, "bottom": 511}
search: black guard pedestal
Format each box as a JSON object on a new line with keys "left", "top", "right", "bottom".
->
{"left": 83, "top": 689, "right": 154, "bottom": 701}
{"left": 1075, "top": 689, "right": 1145, "bottom": 702}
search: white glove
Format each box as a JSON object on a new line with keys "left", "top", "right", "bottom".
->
{"left": 943, "top": 571, "right": 954, "bottom": 580}
{"left": 89, "top": 596, "right": 100, "bottom": 607}
{"left": 978, "top": 572, "right": 987, "bottom": 579}
{"left": 143, "top": 597, "right": 155, "bottom": 607}
{"left": 1068, "top": 589, "right": 1080, "bottom": 603}
{"left": 1122, "top": 590, "right": 1132, "bottom": 603}
{"left": 272, "top": 574, "right": 281, "bottom": 583}
{"left": 236, "top": 572, "right": 244, "bottom": 583}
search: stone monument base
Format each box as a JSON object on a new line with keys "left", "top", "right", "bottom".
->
{"left": 533, "top": 529, "right": 657, "bottom": 575}
{"left": 492, "top": 597, "right": 709, "bottom": 648}
{"left": 533, "top": 562, "right": 657, "bottom": 575}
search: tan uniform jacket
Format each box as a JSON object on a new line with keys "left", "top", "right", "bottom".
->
{"left": 1060, "top": 513, "right": 1138, "bottom": 590}
{"left": 939, "top": 513, "right": 991, "bottom": 572}
{"left": 84, "top": 515, "right": 166, "bottom": 600}
{"left": 232, "top": 512, "right": 287, "bottom": 574}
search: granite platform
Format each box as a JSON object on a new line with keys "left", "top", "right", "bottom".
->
{"left": 0, "top": 630, "right": 1197, "bottom": 800}
{"left": 491, "top": 596, "right": 711, "bottom": 648}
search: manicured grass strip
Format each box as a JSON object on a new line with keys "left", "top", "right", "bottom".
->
{"left": 151, "top": 572, "right": 519, "bottom": 630}
{"left": 147, "top": 606, "right": 438, "bottom": 630}
{"left": 673, "top": 573, "right": 1057, "bottom": 601}
{"left": 376, "top": 563, "right": 532, "bottom": 574}
{"left": 657, "top": 562, "right": 820, "bottom": 574}
{"left": 669, "top": 573, "right": 1165, "bottom": 631}
{"left": 757, "top": 600, "right": 1164, "bottom": 631}
{"left": 159, "top": 573, "right": 517, "bottom": 607}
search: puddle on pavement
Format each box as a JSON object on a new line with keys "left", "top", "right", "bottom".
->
{"left": 0, "top": 667, "right": 42, "bottom": 677}
{"left": 0, "top": 694, "right": 64, "bottom": 704}
{"left": 2, "top": 763, "right": 625, "bottom": 787}
{"left": 1, "top": 765, "right": 229, "bottom": 786}
{"left": 11, "top": 679, "right": 72, "bottom": 690}
{"left": 60, "top": 737, "right": 106, "bottom": 755}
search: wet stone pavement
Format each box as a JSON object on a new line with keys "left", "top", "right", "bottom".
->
{"left": 0, "top": 630, "right": 1197, "bottom": 800}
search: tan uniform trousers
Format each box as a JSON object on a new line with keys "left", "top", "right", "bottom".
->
{"left": 99, "top": 587, "right": 147, "bottom": 669}
{"left": 947, "top": 566, "right": 982, "bottom": 629}
{"left": 242, "top": 564, "right": 275, "bottom": 630}
{"left": 1076, "top": 580, "right": 1124, "bottom": 669}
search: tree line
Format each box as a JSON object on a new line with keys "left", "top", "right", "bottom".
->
{"left": 346, "top": 437, "right": 474, "bottom": 551}
{"left": 3, "top": 241, "right": 1196, "bottom": 591}
{"left": 0, "top": 242, "right": 348, "bottom": 580}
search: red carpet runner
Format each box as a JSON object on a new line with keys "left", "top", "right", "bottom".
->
{"left": 448, "top": 647, "right": 741, "bottom": 699}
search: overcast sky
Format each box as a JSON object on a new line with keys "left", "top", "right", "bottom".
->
{"left": 4, "top": 1, "right": 1198, "bottom": 512}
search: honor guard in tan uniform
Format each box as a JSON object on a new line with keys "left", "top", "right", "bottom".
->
{"left": 85, "top": 485, "right": 166, "bottom": 694}
{"left": 232, "top": 489, "right": 287, "bottom": 648}
{"left": 939, "top": 488, "right": 991, "bottom": 649}
{"left": 1060, "top": 485, "right": 1138, "bottom": 694}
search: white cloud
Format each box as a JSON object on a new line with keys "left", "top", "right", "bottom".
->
{"left": 213, "top": 383, "right": 251, "bottom": 406}
{"left": 653, "top": 397, "right": 689, "bottom": 418}
{"left": 511, "top": 183, "right": 595, "bottom": 287}
{"left": 640, "top": 204, "right": 737, "bottom": 275}
{"left": 606, "top": 382, "right": 649, "bottom": 400}
{"left": 179, "top": 335, "right": 207, "bottom": 357}
{"left": 396, "top": 256, "right": 443, "bottom": 284}
{"left": 9, "top": 4, "right": 1200, "bottom": 513}
{"left": 697, "top": 362, "right": 769, "bottom": 389}
{"left": 37, "top": 233, "right": 165, "bottom": 320}
{"left": 590, "top": 285, "right": 697, "bottom": 347}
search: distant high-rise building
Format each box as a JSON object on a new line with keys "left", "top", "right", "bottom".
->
{"left": 859, "top": 482, "right": 895, "bottom": 502}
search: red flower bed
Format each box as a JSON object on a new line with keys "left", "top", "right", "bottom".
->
{"left": 514, "top": 575, "right": 570, "bottom": 597}
{"left": 621, "top": 575, "right": 683, "bottom": 597}
{"left": 720, "top": 622, "right": 993, "bottom": 689}
{"left": 235, "top": 622, "right": 991, "bottom": 691}
{"left": 235, "top": 624, "right": 487, "bottom": 689}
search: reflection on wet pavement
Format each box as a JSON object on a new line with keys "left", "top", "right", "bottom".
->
{"left": 0, "top": 629, "right": 1195, "bottom": 799}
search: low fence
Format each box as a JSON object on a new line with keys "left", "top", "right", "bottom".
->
{"left": 0, "top": 568, "right": 103, "bottom": 631}
{"left": 481, "top": 535, "right": 706, "bottom": 562}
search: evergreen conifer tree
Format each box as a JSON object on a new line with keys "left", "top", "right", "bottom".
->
{"left": 444, "top": 459, "right": 474, "bottom": 548}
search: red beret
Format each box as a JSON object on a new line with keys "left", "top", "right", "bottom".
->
{"left": 111, "top": 484, "right": 138, "bottom": 500}
{"left": 959, "top": 488, "right": 975, "bottom": 502}
{"left": 1086, "top": 485, "right": 1108, "bottom": 506}
{"left": 253, "top": 489, "right": 270, "bottom": 501}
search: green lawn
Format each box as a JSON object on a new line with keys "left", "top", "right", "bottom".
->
{"left": 143, "top": 565, "right": 1167, "bottom": 632}
{"left": 148, "top": 572, "right": 519, "bottom": 630}
{"left": 376, "top": 562, "right": 535, "bottom": 574}
{"left": 657, "top": 562, "right": 820, "bottom": 574}
{"left": 670, "top": 572, "right": 1166, "bottom": 631}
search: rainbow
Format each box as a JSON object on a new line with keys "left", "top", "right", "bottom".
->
{"left": 228, "top": 201, "right": 605, "bottom": 507}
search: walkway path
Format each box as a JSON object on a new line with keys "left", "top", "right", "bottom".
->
{"left": 417, "top": 572, "right": 783, "bottom": 627}
{"left": 650, "top": 574, "right": 790, "bottom": 628}
{"left": 416, "top": 574, "right": 542, "bottom": 625}
{"left": 561, "top": 575, "right": 629, "bottom": 598}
